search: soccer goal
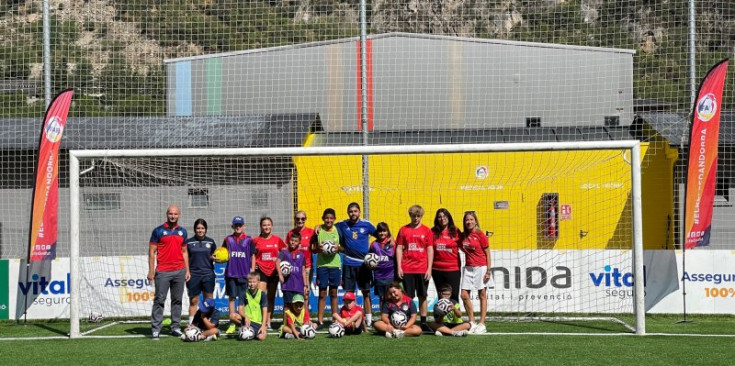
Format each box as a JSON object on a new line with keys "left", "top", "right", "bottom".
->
{"left": 68, "top": 141, "right": 645, "bottom": 338}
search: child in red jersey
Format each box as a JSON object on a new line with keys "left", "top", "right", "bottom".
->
{"left": 332, "top": 291, "right": 364, "bottom": 335}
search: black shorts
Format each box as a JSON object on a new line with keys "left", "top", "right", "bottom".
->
{"left": 258, "top": 269, "right": 279, "bottom": 284}
{"left": 431, "top": 269, "right": 461, "bottom": 302}
{"left": 186, "top": 273, "right": 216, "bottom": 297}
{"left": 342, "top": 265, "right": 373, "bottom": 292}
{"left": 282, "top": 290, "right": 303, "bottom": 304}
{"left": 402, "top": 273, "right": 429, "bottom": 298}
{"left": 373, "top": 279, "right": 393, "bottom": 298}
{"left": 225, "top": 277, "right": 248, "bottom": 304}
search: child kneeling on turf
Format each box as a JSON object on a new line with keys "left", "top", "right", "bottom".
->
{"left": 430, "top": 285, "right": 471, "bottom": 337}
{"left": 373, "top": 282, "right": 422, "bottom": 338}
{"left": 332, "top": 291, "right": 364, "bottom": 335}
{"left": 186, "top": 298, "right": 220, "bottom": 341}
{"left": 243, "top": 272, "right": 268, "bottom": 340}
{"left": 280, "top": 294, "right": 315, "bottom": 339}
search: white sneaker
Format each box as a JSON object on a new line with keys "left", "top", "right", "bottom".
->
{"left": 151, "top": 331, "right": 160, "bottom": 340}
{"left": 393, "top": 330, "right": 405, "bottom": 338}
{"left": 284, "top": 333, "right": 295, "bottom": 339}
{"left": 384, "top": 331, "right": 394, "bottom": 338}
{"left": 434, "top": 330, "right": 443, "bottom": 337}
{"left": 474, "top": 323, "right": 487, "bottom": 334}
{"left": 469, "top": 322, "right": 478, "bottom": 333}
{"left": 452, "top": 330, "right": 468, "bottom": 337}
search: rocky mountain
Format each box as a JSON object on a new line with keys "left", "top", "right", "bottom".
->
{"left": 1, "top": 0, "right": 733, "bottom": 115}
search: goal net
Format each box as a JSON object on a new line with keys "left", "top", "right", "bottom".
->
{"left": 69, "top": 142, "right": 644, "bottom": 338}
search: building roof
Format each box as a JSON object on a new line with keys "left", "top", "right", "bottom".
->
{"left": 165, "top": 32, "right": 635, "bottom": 64}
{"left": 308, "top": 126, "right": 637, "bottom": 146}
{"left": 0, "top": 114, "right": 322, "bottom": 150}
{"left": 638, "top": 112, "right": 735, "bottom": 146}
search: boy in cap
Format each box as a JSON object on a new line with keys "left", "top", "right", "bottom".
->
{"left": 222, "top": 215, "right": 255, "bottom": 334}
{"left": 280, "top": 294, "right": 315, "bottom": 339}
{"left": 185, "top": 298, "right": 220, "bottom": 341}
{"left": 332, "top": 291, "right": 364, "bottom": 335}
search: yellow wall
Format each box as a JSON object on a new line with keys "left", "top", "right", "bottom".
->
{"left": 293, "top": 141, "right": 676, "bottom": 250}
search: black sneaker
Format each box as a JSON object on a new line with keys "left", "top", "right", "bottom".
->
{"left": 171, "top": 328, "right": 183, "bottom": 337}
{"left": 420, "top": 323, "right": 432, "bottom": 333}
{"left": 315, "top": 322, "right": 324, "bottom": 330}
{"left": 151, "top": 331, "right": 160, "bottom": 340}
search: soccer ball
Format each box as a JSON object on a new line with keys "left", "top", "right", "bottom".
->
{"left": 300, "top": 324, "right": 316, "bottom": 339}
{"left": 328, "top": 322, "right": 345, "bottom": 338}
{"left": 238, "top": 326, "right": 255, "bottom": 341}
{"left": 364, "top": 253, "right": 379, "bottom": 269}
{"left": 433, "top": 304, "right": 447, "bottom": 318}
{"left": 184, "top": 327, "right": 202, "bottom": 342}
{"left": 214, "top": 247, "right": 229, "bottom": 262}
{"left": 279, "top": 261, "right": 293, "bottom": 276}
{"left": 436, "top": 298, "right": 453, "bottom": 313}
{"left": 88, "top": 311, "right": 103, "bottom": 323}
{"left": 390, "top": 311, "right": 408, "bottom": 328}
{"left": 321, "top": 240, "right": 337, "bottom": 255}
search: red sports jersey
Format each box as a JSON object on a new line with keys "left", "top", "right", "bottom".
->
{"left": 396, "top": 224, "right": 433, "bottom": 274}
{"left": 253, "top": 235, "right": 286, "bottom": 276}
{"left": 149, "top": 222, "right": 187, "bottom": 272}
{"left": 432, "top": 228, "right": 461, "bottom": 271}
{"left": 461, "top": 231, "right": 489, "bottom": 267}
{"left": 340, "top": 305, "right": 364, "bottom": 326}
{"left": 286, "top": 227, "right": 315, "bottom": 269}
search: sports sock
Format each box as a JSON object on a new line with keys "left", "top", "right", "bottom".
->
{"left": 420, "top": 316, "right": 427, "bottom": 324}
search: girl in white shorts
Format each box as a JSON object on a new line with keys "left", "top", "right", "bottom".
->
{"left": 459, "top": 211, "right": 493, "bottom": 334}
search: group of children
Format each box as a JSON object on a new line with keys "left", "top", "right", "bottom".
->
{"left": 188, "top": 281, "right": 469, "bottom": 341}
{"left": 183, "top": 202, "right": 490, "bottom": 341}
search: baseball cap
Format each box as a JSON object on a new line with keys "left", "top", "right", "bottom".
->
{"left": 232, "top": 216, "right": 245, "bottom": 225}
{"left": 343, "top": 292, "right": 356, "bottom": 301}
{"left": 199, "top": 298, "right": 215, "bottom": 313}
{"left": 292, "top": 294, "right": 305, "bottom": 303}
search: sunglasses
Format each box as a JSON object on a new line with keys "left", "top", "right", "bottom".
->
{"left": 295, "top": 217, "right": 306, "bottom": 222}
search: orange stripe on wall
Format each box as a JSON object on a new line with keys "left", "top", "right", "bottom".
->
{"left": 356, "top": 40, "right": 374, "bottom": 132}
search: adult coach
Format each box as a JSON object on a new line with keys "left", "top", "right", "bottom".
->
{"left": 335, "top": 202, "right": 376, "bottom": 326}
{"left": 148, "top": 205, "right": 190, "bottom": 340}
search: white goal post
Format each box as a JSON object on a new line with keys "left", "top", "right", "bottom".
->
{"left": 69, "top": 141, "right": 645, "bottom": 338}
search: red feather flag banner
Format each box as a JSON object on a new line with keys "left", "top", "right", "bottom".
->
{"left": 684, "top": 60, "right": 728, "bottom": 249}
{"left": 27, "top": 89, "right": 74, "bottom": 261}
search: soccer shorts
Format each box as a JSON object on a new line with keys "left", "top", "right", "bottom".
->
{"left": 373, "top": 279, "right": 393, "bottom": 298}
{"left": 250, "top": 322, "right": 262, "bottom": 336}
{"left": 282, "top": 290, "right": 302, "bottom": 304}
{"left": 225, "top": 277, "right": 248, "bottom": 304}
{"left": 402, "top": 273, "right": 428, "bottom": 298}
{"left": 461, "top": 266, "right": 494, "bottom": 291}
{"left": 342, "top": 265, "right": 373, "bottom": 292}
{"left": 316, "top": 266, "right": 341, "bottom": 290}
{"left": 186, "top": 273, "right": 215, "bottom": 297}
{"left": 257, "top": 268, "right": 279, "bottom": 284}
